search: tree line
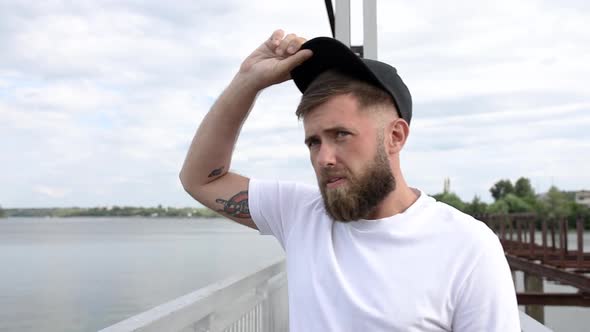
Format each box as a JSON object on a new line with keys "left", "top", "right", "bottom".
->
{"left": 1, "top": 205, "right": 220, "bottom": 218}
{"left": 433, "top": 177, "right": 590, "bottom": 228}
{"left": 1, "top": 177, "right": 589, "bottom": 226}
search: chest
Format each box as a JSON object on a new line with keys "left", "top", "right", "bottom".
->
{"left": 285, "top": 223, "right": 454, "bottom": 331}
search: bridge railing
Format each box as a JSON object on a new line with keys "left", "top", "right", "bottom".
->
{"left": 100, "top": 257, "right": 551, "bottom": 332}
{"left": 99, "top": 259, "right": 288, "bottom": 332}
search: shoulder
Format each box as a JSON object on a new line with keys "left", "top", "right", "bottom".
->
{"left": 250, "top": 178, "right": 320, "bottom": 201}
{"left": 249, "top": 179, "right": 332, "bottom": 244}
{"left": 425, "top": 196, "right": 501, "bottom": 253}
{"left": 249, "top": 178, "right": 326, "bottom": 216}
{"left": 424, "top": 196, "right": 513, "bottom": 295}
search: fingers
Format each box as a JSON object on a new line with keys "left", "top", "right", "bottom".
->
{"left": 254, "top": 30, "right": 312, "bottom": 84}
{"left": 264, "top": 29, "right": 307, "bottom": 57}
{"left": 276, "top": 34, "right": 307, "bottom": 57}
{"left": 265, "top": 29, "right": 284, "bottom": 49}
{"left": 270, "top": 29, "right": 284, "bottom": 42}
{"left": 273, "top": 32, "right": 311, "bottom": 76}
{"left": 288, "top": 36, "right": 307, "bottom": 55}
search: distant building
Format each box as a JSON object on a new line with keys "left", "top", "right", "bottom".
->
{"left": 443, "top": 177, "right": 451, "bottom": 194}
{"left": 575, "top": 190, "right": 590, "bottom": 207}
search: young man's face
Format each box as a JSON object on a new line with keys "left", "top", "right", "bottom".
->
{"left": 303, "top": 94, "right": 395, "bottom": 221}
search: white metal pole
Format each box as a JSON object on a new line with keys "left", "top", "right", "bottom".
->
{"left": 335, "top": 0, "right": 351, "bottom": 47}
{"left": 363, "top": 0, "right": 377, "bottom": 59}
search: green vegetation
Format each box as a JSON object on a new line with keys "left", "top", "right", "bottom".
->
{"left": 3, "top": 205, "right": 221, "bottom": 218}
{"left": 432, "top": 191, "right": 466, "bottom": 211}
{"left": 433, "top": 177, "right": 590, "bottom": 228}
{"left": 2, "top": 176, "right": 589, "bottom": 227}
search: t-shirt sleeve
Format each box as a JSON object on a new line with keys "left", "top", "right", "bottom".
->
{"left": 452, "top": 235, "right": 521, "bottom": 331}
{"left": 248, "top": 178, "right": 317, "bottom": 249}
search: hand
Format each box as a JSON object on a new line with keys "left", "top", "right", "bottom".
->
{"left": 238, "top": 29, "right": 313, "bottom": 90}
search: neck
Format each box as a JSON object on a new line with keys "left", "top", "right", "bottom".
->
{"left": 368, "top": 173, "right": 419, "bottom": 219}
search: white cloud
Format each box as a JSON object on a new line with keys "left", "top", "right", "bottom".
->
{"left": 34, "top": 185, "right": 70, "bottom": 199}
{"left": 378, "top": 0, "right": 590, "bottom": 101}
{"left": 1, "top": 0, "right": 589, "bottom": 207}
{"left": 12, "top": 81, "right": 120, "bottom": 112}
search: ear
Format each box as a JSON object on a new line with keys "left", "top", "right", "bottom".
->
{"left": 386, "top": 118, "right": 410, "bottom": 154}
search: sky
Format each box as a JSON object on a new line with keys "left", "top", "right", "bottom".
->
{"left": 1, "top": 0, "right": 589, "bottom": 208}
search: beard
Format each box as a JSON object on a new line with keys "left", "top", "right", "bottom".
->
{"left": 319, "top": 142, "right": 396, "bottom": 222}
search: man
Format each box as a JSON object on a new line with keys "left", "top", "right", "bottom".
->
{"left": 180, "top": 30, "right": 520, "bottom": 331}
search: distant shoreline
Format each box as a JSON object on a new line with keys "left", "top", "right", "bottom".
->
{"left": 2, "top": 207, "right": 221, "bottom": 218}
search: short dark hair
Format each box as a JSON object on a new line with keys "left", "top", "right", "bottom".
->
{"left": 295, "top": 70, "right": 395, "bottom": 119}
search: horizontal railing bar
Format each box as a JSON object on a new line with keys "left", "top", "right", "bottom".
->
{"left": 517, "top": 293, "right": 590, "bottom": 306}
{"left": 99, "top": 258, "right": 286, "bottom": 332}
{"left": 507, "top": 255, "right": 590, "bottom": 293}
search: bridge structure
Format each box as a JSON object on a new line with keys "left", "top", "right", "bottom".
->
{"left": 481, "top": 213, "right": 590, "bottom": 323}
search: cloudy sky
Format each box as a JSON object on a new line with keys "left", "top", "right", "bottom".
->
{"left": 1, "top": 0, "right": 589, "bottom": 208}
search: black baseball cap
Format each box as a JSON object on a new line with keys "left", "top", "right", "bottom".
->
{"left": 291, "top": 37, "right": 412, "bottom": 124}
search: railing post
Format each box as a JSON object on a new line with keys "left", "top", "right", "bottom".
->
{"left": 560, "top": 218, "right": 566, "bottom": 264}
{"left": 256, "top": 281, "right": 270, "bottom": 332}
{"left": 500, "top": 216, "right": 506, "bottom": 243}
{"left": 542, "top": 220, "right": 548, "bottom": 263}
{"left": 517, "top": 219, "right": 523, "bottom": 252}
{"left": 508, "top": 214, "right": 513, "bottom": 244}
{"left": 550, "top": 221, "right": 556, "bottom": 251}
{"left": 529, "top": 219, "right": 535, "bottom": 258}
{"left": 578, "top": 217, "right": 584, "bottom": 269}
{"left": 524, "top": 272, "right": 545, "bottom": 324}
{"left": 564, "top": 217, "right": 569, "bottom": 253}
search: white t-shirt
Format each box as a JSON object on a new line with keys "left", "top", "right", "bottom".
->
{"left": 249, "top": 179, "right": 520, "bottom": 332}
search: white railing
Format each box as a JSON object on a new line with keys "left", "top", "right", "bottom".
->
{"left": 100, "top": 258, "right": 552, "bottom": 332}
{"left": 99, "top": 259, "right": 288, "bottom": 332}
{"left": 519, "top": 311, "right": 553, "bottom": 332}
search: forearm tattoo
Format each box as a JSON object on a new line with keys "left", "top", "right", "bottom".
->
{"left": 208, "top": 166, "right": 224, "bottom": 178}
{"left": 216, "top": 191, "right": 250, "bottom": 219}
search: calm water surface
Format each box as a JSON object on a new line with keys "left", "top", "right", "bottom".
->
{"left": 0, "top": 217, "right": 588, "bottom": 331}
{"left": 0, "top": 217, "right": 283, "bottom": 332}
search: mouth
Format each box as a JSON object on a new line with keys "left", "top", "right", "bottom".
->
{"left": 325, "top": 177, "right": 346, "bottom": 189}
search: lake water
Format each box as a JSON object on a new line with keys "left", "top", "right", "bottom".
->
{"left": 0, "top": 217, "right": 283, "bottom": 332}
{"left": 0, "top": 217, "right": 588, "bottom": 331}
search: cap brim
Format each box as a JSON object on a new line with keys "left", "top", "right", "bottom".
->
{"left": 291, "top": 37, "right": 383, "bottom": 94}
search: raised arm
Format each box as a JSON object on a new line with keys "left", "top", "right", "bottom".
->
{"left": 179, "top": 30, "right": 312, "bottom": 229}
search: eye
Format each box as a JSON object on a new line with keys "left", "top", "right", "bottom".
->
{"left": 306, "top": 138, "right": 320, "bottom": 148}
{"left": 336, "top": 130, "right": 351, "bottom": 138}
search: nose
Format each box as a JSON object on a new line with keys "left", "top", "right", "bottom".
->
{"left": 315, "top": 143, "right": 337, "bottom": 168}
